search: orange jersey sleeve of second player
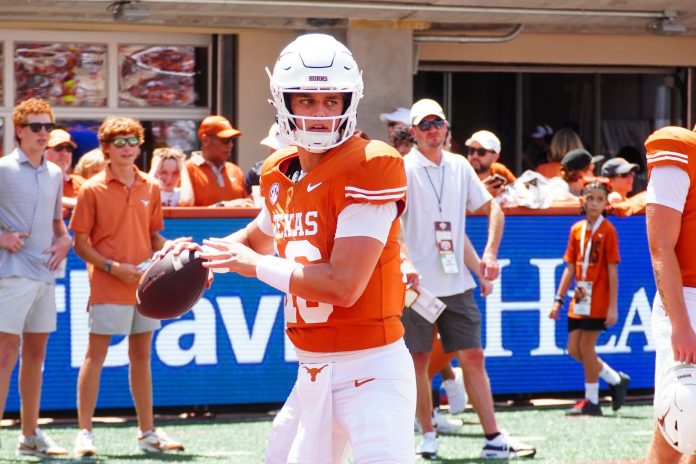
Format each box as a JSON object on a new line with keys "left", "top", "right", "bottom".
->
{"left": 645, "top": 126, "right": 696, "bottom": 287}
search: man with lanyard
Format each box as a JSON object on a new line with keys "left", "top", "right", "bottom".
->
{"left": 400, "top": 98, "right": 536, "bottom": 459}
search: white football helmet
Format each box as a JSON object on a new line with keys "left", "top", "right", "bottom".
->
{"left": 267, "top": 34, "right": 363, "bottom": 153}
{"left": 655, "top": 363, "right": 696, "bottom": 455}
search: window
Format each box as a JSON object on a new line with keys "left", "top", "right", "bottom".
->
{"left": 14, "top": 42, "right": 107, "bottom": 106}
{"left": 118, "top": 45, "right": 208, "bottom": 107}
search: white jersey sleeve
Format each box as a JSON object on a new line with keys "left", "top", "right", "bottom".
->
{"left": 335, "top": 202, "right": 397, "bottom": 245}
{"left": 255, "top": 204, "right": 274, "bottom": 237}
{"left": 646, "top": 165, "right": 690, "bottom": 213}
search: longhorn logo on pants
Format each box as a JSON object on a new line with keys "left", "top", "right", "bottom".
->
{"left": 303, "top": 364, "right": 328, "bottom": 382}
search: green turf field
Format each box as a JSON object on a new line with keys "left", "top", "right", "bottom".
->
{"left": 0, "top": 402, "right": 653, "bottom": 463}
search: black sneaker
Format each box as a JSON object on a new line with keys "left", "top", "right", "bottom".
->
{"left": 609, "top": 372, "right": 631, "bottom": 411}
{"left": 565, "top": 399, "right": 603, "bottom": 416}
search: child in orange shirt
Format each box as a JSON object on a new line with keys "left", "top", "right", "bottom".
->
{"left": 548, "top": 178, "right": 630, "bottom": 416}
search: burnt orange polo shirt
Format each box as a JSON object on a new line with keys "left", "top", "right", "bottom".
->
{"left": 490, "top": 162, "right": 517, "bottom": 183}
{"left": 186, "top": 153, "right": 246, "bottom": 206}
{"left": 62, "top": 173, "right": 85, "bottom": 218}
{"left": 69, "top": 165, "right": 163, "bottom": 305}
{"left": 64, "top": 173, "right": 85, "bottom": 198}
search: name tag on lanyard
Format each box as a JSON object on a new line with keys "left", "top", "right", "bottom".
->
{"left": 435, "top": 221, "right": 459, "bottom": 274}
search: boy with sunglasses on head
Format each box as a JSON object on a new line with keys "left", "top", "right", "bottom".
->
{"left": 465, "top": 130, "right": 516, "bottom": 198}
{"left": 548, "top": 178, "right": 630, "bottom": 417}
{"left": 187, "top": 115, "right": 250, "bottom": 207}
{"left": 69, "top": 116, "right": 184, "bottom": 457}
{"left": 0, "top": 98, "right": 72, "bottom": 456}
{"left": 45, "top": 129, "right": 83, "bottom": 218}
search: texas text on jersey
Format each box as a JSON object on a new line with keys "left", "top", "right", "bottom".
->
{"left": 260, "top": 135, "right": 407, "bottom": 353}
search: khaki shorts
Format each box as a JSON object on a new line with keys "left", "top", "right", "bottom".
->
{"left": 401, "top": 290, "right": 481, "bottom": 353}
{"left": 0, "top": 276, "right": 57, "bottom": 335}
{"left": 88, "top": 304, "right": 161, "bottom": 335}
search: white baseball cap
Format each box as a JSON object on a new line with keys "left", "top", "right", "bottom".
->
{"left": 379, "top": 107, "right": 411, "bottom": 126}
{"left": 410, "top": 99, "right": 447, "bottom": 126}
{"left": 259, "top": 123, "right": 290, "bottom": 151}
{"left": 465, "top": 130, "right": 501, "bottom": 154}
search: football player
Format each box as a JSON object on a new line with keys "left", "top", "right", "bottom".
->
{"left": 644, "top": 126, "right": 696, "bottom": 462}
{"left": 167, "top": 34, "right": 415, "bottom": 463}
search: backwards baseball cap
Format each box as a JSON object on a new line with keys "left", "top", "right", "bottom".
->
{"left": 379, "top": 107, "right": 411, "bottom": 126}
{"left": 465, "top": 130, "right": 501, "bottom": 154}
{"left": 259, "top": 123, "right": 290, "bottom": 151}
{"left": 601, "top": 157, "right": 640, "bottom": 177}
{"left": 47, "top": 129, "right": 76, "bottom": 148}
{"left": 198, "top": 115, "right": 241, "bottom": 139}
{"left": 410, "top": 99, "right": 447, "bottom": 126}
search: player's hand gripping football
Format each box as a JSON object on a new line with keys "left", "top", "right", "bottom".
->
{"left": 154, "top": 236, "right": 194, "bottom": 260}
{"left": 199, "top": 238, "right": 261, "bottom": 278}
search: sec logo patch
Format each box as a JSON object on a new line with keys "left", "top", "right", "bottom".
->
{"left": 270, "top": 183, "right": 280, "bottom": 205}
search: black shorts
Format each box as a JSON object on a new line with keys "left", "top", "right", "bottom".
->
{"left": 568, "top": 317, "right": 607, "bottom": 332}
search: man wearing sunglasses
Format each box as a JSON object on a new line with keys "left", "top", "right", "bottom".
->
{"left": 401, "top": 98, "right": 535, "bottom": 459}
{"left": 45, "top": 129, "right": 83, "bottom": 218}
{"left": 465, "top": 130, "right": 516, "bottom": 198}
{"left": 601, "top": 157, "right": 641, "bottom": 203}
{"left": 0, "top": 98, "right": 72, "bottom": 456}
{"left": 69, "top": 116, "right": 184, "bottom": 456}
{"left": 187, "top": 115, "right": 249, "bottom": 207}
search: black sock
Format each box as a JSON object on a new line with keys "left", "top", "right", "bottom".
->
{"left": 485, "top": 432, "right": 501, "bottom": 441}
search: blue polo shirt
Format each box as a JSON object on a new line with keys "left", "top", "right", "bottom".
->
{"left": 0, "top": 148, "right": 63, "bottom": 283}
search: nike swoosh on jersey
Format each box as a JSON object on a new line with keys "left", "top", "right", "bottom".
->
{"left": 354, "top": 378, "right": 376, "bottom": 388}
{"left": 307, "top": 182, "right": 322, "bottom": 192}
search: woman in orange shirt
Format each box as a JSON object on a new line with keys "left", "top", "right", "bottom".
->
{"left": 548, "top": 178, "right": 630, "bottom": 416}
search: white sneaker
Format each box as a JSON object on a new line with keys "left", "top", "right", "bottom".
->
{"left": 433, "top": 409, "right": 463, "bottom": 433}
{"left": 481, "top": 431, "right": 536, "bottom": 459}
{"left": 74, "top": 429, "right": 96, "bottom": 457}
{"left": 17, "top": 427, "right": 68, "bottom": 457}
{"left": 416, "top": 431, "right": 439, "bottom": 459}
{"left": 137, "top": 428, "right": 184, "bottom": 453}
{"left": 442, "top": 367, "right": 468, "bottom": 414}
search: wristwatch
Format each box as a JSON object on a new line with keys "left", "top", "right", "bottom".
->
{"left": 554, "top": 294, "right": 565, "bottom": 304}
{"left": 104, "top": 259, "right": 114, "bottom": 274}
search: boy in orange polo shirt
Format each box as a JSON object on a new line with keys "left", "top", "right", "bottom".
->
{"left": 69, "top": 116, "right": 184, "bottom": 457}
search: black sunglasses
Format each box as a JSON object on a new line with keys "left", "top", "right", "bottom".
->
{"left": 617, "top": 172, "right": 635, "bottom": 178}
{"left": 466, "top": 146, "right": 493, "bottom": 157}
{"left": 53, "top": 144, "right": 75, "bottom": 153}
{"left": 417, "top": 119, "right": 445, "bottom": 131}
{"left": 111, "top": 136, "right": 140, "bottom": 148}
{"left": 22, "top": 122, "right": 56, "bottom": 133}
{"left": 215, "top": 136, "right": 234, "bottom": 144}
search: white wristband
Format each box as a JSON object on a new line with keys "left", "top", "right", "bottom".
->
{"left": 256, "top": 255, "right": 302, "bottom": 294}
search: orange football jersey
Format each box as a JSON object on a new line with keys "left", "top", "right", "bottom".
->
{"left": 563, "top": 219, "right": 620, "bottom": 319}
{"left": 645, "top": 126, "right": 696, "bottom": 287}
{"left": 260, "top": 136, "right": 407, "bottom": 353}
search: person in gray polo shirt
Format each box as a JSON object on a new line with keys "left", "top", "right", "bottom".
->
{"left": 0, "top": 98, "right": 72, "bottom": 457}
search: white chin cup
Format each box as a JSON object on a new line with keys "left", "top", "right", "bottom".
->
{"left": 293, "top": 129, "right": 340, "bottom": 153}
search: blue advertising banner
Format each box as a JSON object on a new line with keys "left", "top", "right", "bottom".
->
{"left": 4, "top": 214, "right": 656, "bottom": 412}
